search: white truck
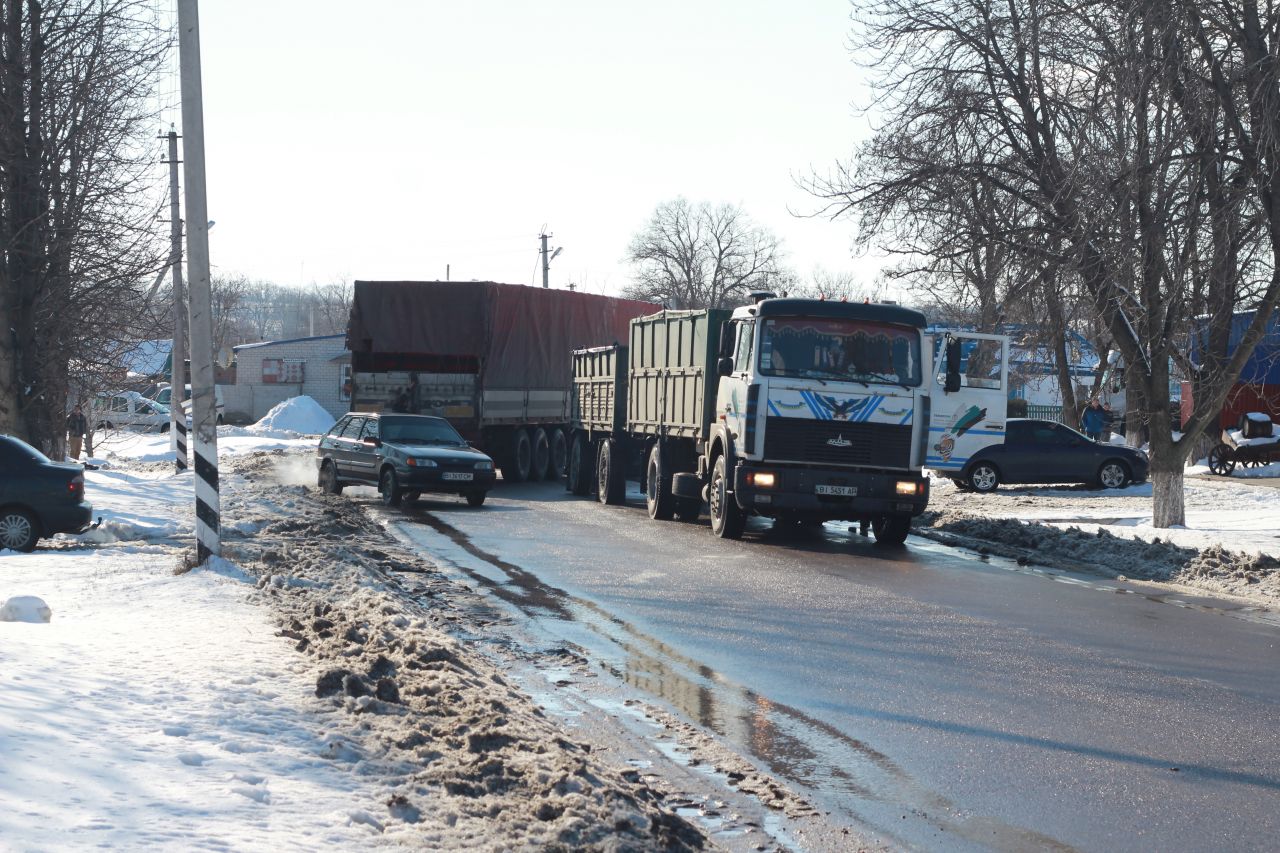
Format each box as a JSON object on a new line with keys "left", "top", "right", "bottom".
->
{"left": 568, "top": 294, "right": 1009, "bottom": 544}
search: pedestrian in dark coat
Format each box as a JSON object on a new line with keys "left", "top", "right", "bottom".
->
{"left": 1081, "top": 399, "right": 1106, "bottom": 441}
{"left": 66, "top": 404, "right": 88, "bottom": 460}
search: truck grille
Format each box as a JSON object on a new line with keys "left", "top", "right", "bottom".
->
{"left": 762, "top": 417, "right": 912, "bottom": 469}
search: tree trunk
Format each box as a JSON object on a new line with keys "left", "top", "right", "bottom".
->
{"left": 1151, "top": 465, "right": 1185, "bottom": 528}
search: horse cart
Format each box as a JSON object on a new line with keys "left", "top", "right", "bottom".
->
{"left": 1207, "top": 423, "right": 1280, "bottom": 475}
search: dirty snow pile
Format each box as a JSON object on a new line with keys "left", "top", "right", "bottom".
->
{"left": 249, "top": 395, "right": 337, "bottom": 436}
{"left": 0, "top": 445, "right": 707, "bottom": 851}
{"left": 919, "top": 477, "right": 1280, "bottom": 604}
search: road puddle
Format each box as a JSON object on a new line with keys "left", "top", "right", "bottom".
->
{"left": 390, "top": 509, "right": 1079, "bottom": 852}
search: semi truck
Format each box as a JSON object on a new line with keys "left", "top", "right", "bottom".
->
{"left": 567, "top": 294, "right": 1009, "bottom": 545}
{"left": 345, "top": 280, "right": 656, "bottom": 482}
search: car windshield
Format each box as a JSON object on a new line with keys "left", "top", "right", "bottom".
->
{"left": 378, "top": 417, "right": 466, "bottom": 446}
{"left": 758, "top": 317, "right": 922, "bottom": 386}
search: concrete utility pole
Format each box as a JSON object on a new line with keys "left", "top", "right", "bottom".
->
{"left": 539, "top": 232, "right": 562, "bottom": 288}
{"left": 177, "top": 0, "right": 220, "bottom": 564}
{"left": 162, "top": 129, "right": 188, "bottom": 474}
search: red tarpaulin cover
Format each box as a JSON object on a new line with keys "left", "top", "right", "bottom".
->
{"left": 347, "top": 281, "right": 657, "bottom": 387}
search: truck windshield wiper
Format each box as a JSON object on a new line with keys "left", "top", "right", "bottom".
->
{"left": 862, "top": 371, "right": 910, "bottom": 389}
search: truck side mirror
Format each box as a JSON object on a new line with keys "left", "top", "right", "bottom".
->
{"left": 718, "top": 325, "right": 734, "bottom": 358}
{"left": 944, "top": 338, "right": 962, "bottom": 393}
{"left": 717, "top": 357, "right": 734, "bottom": 377}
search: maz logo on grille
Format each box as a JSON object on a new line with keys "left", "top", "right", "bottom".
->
{"left": 826, "top": 434, "right": 852, "bottom": 448}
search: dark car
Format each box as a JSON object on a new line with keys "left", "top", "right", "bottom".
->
{"left": 958, "top": 418, "right": 1150, "bottom": 492}
{"left": 0, "top": 435, "right": 94, "bottom": 552}
{"left": 316, "top": 413, "right": 496, "bottom": 507}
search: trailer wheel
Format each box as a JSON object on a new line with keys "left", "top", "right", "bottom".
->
{"left": 645, "top": 444, "right": 676, "bottom": 520}
{"left": 872, "top": 514, "right": 910, "bottom": 546}
{"left": 709, "top": 455, "right": 745, "bottom": 540}
{"left": 597, "top": 438, "right": 626, "bottom": 505}
{"left": 567, "top": 433, "right": 593, "bottom": 496}
{"left": 1207, "top": 443, "right": 1235, "bottom": 476}
{"left": 550, "top": 428, "right": 568, "bottom": 481}
{"left": 530, "top": 427, "right": 551, "bottom": 481}
{"left": 502, "top": 429, "right": 533, "bottom": 482}
{"left": 674, "top": 497, "right": 702, "bottom": 522}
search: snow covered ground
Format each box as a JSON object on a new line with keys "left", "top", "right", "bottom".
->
{"left": 6, "top": 395, "right": 1277, "bottom": 849}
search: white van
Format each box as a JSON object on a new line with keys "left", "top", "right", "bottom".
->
{"left": 90, "top": 391, "right": 173, "bottom": 432}
{"left": 152, "top": 384, "right": 225, "bottom": 424}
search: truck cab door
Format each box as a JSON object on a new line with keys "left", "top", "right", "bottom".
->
{"left": 927, "top": 332, "right": 1009, "bottom": 475}
{"left": 715, "top": 320, "right": 754, "bottom": 456}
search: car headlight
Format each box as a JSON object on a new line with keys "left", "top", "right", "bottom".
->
{"left": 474, "top": 460, "right": 494, "bottom": 471}
{"left": 406, "top": 457, "right": 437, "bottom": 468}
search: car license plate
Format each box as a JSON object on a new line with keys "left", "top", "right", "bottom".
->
{"left": 442, "top": 472, "right": 473, "bottom": 481}
{"left": 816, "top": 484, "right": 857, "bottom": 496}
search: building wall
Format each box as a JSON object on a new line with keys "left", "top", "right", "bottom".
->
{"left": 224, "top": 336, "right": 351, "bottom": 422}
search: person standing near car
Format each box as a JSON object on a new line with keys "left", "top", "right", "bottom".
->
{"left": 66, "top": 403, "right": 88, "bottom": 460}
{"left": 1081, "top": 398, "right": 1105, "bottom": 441}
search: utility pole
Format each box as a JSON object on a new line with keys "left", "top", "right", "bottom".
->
{"left": 539, "top": 232, "right": 562, "bottom": 288}
{"left": 162, "top": 129, "right": 188, "bottom": 474}
{"left": 177, "top": 0, "right": 219, "bottom": 564}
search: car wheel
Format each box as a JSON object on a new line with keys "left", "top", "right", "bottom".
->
{"left": 709, "top": 455, "right": 745, "bottom": 540}
{"left": 318, "top": 460, "right": 344, "bottom": 495}
{"left": 550, "top": 428, "right": 568, "bottom": 481}
{"left": 403, "top": 491, "right": 420, "bottom": 505}
{"left": 502, "top": 429, "right": 533, "bottom": 482}
{"left": 645, "top": 444, "right": 676, "bottom": 520}
{"left": 465, "top": 491, "right": 487, "bottom": 507}
{"left": 967, "top": 462, "right": 1000, "bottom": 493}
{"left": 1097, "top": 460, "right": 1131, "bottom": 489}
{"left": 872, "top": 514, "right": 911, "bottom": 546}
{"left": 530, "top": 427, "right": 551, "bottom": 481}
{"left": 159, "top": 422, "right": 170, "bottom": 433}
{"left": 567, "top": 433, "right": 592, "bottom": 496}
{"left": 379, "top": 467, "right": 403, "bottom": 507}
{"left": 0, "top": 508, "right": 39, "bottom": 553}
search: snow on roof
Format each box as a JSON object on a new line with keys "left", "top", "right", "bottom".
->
{"left": 233, "top": 334, "right": 346, "bottom": 353}
{"left": 248, "top": 395, "right": 337, "bottom": 435}
{"left": 119, "top": 339, "right": 172, "bottom": 376}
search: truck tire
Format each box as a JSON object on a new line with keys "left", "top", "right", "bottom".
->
{"left": 645, "top": 444, "right": 676, "bottom": 520}
{"left": 502, "top": 429, "right": 533, "bottom": 483}
{"left": 550, "top": 428, "right": 568, "bottom": 481}
{"left": 567, "top": 433, "right": 593, "bottom": 496}
{"left": 674, "top": 496, "right": 702, "bottom": 522}
{"left": 709, "top": 455, "right": 745, "bottom": 539}
{"left": 597, "top": 438, "right": 626, "bottom": 505}
{"left": 872, "top": 514, "right": 911, "bottom": 546}
{"left": 530, "top": 427, "right": 551, "bottom": 481}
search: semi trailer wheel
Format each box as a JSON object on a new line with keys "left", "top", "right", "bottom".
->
{"left": 567, "top": 433, "right": 593, "bottom": 495}
{"left": 530, "top": 427, "right": 551, "bottom": 481}
{"left": 597, "top": 438, "right": 626, "bottom": 505}
{"left": 645, "top": 444, "right": 676, "bottom": 520}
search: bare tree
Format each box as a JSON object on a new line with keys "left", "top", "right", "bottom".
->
{"left": 0, "top": 0, "right": 169, "bottom": 453}
{"left": 623, "top": 198, "right": 788, "bottom": 309}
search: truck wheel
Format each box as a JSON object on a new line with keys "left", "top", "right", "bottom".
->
{"left": 530, "top": 427, "right": 551, "bottom": 481}
{"left": 872, "top": 514, "right": 911, "bottom": 546}
{"left": 709, "top": 455, "right": 745, "bottom": 540}
{"left": 550, "top": 428, "right": 568, "bottom": 481}
{"left": 567, "top": 433, "right": 592, "bottom": 496}
{"left": 645, "top": 444, "right": 676, "bottom": 520}
{"left": 379, "top": 467, "right": 403, "bottom": 507}
{"left": 502, "top": 429, "right": 533, "bottom": 482}
{"left": 597, "top": 438, "right": 626, "bottom": 505}
{"left": 318, "top": 460, "right": 344, "bottom": 495}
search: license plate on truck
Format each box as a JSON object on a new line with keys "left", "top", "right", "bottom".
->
{"left": 816, "top": 484, "right": 857, "bottom": 496}
{"left": 442, "top": 472, "right": 474, "bottom": 481}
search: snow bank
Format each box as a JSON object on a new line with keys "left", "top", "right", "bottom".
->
{"left": 0, "top": 595, "right": 51, "bottom": 623}
{"left": 249, "top": 396, "right": 336, "bottom": 436}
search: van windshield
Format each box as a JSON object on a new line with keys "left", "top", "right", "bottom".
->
{"left": 759, "top": 317, "right": 922, "bottom": 386}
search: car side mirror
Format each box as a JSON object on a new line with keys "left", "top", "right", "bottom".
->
{"left": 363, "top": 436, "right": 381, "bottom": 447}
{"left": 717, "top": 357, "right": 734, "bottom": 377}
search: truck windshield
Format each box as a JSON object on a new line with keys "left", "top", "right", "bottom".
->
{"left": 758, "top": 317, "right": 922, "bottom": 387}
{"left": 379, "top": 416, "right": 467, "bottom": 446}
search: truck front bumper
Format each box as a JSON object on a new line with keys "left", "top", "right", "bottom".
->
{"left": 733, "top": 463, "right": 929, "bottom": 519}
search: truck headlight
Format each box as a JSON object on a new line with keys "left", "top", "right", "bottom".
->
{"left": 474, "top": 460, "right": 494, "bottom": 471}
{"left": 406, "top": 457, "right": 437, "bottom": 468}
{"left": 750, "top": 472, "right": 776, "bottom": 488}
{"left": 896, "top": 480, "right": 921, "bottom": 496}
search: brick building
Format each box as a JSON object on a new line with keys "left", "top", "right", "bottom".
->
{"left": 223, "top": 334, "right": 351, "bottom": 423}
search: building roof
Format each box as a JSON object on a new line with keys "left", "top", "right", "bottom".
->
{"left": 233, "top": 334, "right": 346, "bottom": 353}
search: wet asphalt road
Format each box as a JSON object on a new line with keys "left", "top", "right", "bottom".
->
{"left": 383, "top": 482, "right": 1280, "bottom": 852}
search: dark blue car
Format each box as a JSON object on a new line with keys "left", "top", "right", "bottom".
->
{"left": 959, "top": 418, "right": 1150, "bottom": 492}
{"left": 0, "top": 435, "right": 94, "bottom": 552}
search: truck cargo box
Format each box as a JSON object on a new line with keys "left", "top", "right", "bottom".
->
{"left": 627, "top": 309, "right": 731, "bottom": 441}
{"left": 571, "top": 346, "right": 628, "bottom": 437}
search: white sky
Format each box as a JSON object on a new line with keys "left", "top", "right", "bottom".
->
{"left": 163, "top": 1, "right": 881, "bottom": 296}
